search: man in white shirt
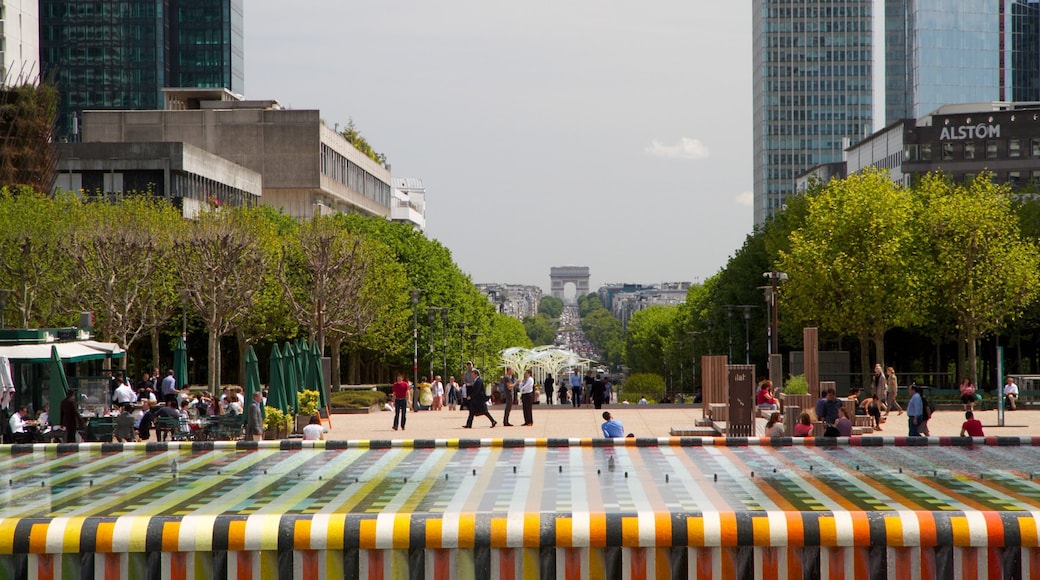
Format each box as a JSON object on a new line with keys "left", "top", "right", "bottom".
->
{"left": 1004, "top": 376, "right": 1020, "bottom": 410}
{"left": 9, "top": 405, "right": 28, "bottom": 433}
{"left": 160, "top": 370, "right": 179, "bottom": 406}
{"left": 113, "top": 380, "right": 138, "bottom": 405}
{"left": 518, "top": 369, "right": 536, "bottom": 426}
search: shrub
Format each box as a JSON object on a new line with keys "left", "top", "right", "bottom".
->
{"left": 299, "top": 389, "right": 321, "bottom": 417}
{"left": 330, "top": 389, "right": 387, "bottom": 409}
{"left": 619, "top": 373, "right": 666, "bottom": 403}
{"left": 263, "top": 406, "right": 292, "bottom": 431}
{"left": 784, "top": 374, "right": 809, "bottom": 394}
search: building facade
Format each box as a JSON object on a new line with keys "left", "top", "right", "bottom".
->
{"left": 477, "top": 284, "right": 542, "bottom": 321}
{"left": 80, "top": 90, "right": 391, "bottom": 218}
{"left": 752, "top": 0, "right": 876, "bottom": 225}
{"left": 39, "top": 0, "right": 244, "bottom": 141}
{"left": 0, "top": 0, "right": 39, "bottom": 83}
{"left": 390, "top": 177, "right": 426, "bottom": 231}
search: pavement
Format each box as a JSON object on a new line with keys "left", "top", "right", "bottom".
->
{"left": 321, "top": 402, "right": 1039, "bottom": 440}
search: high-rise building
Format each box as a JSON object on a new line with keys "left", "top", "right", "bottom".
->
{"left": 39, "top": 0, "right": 244, "bottom": 141}
{"left": 752, "top": 0, "right": 876, "bottom": 226}
{"left": 0, "top": 0, "right": 39, "bottom": 83}
{"left": 1012, "top": 0, "right": 1040, "bottom": 102}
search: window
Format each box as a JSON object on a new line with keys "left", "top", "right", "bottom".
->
{"left": 942, "top": 143, "right": 953, "bottom": 161}
{"left": 986, "top": 141, "right": 998, "bottom": 159}
{"left": 1010, "top": 139, "right": 1021, "bottom": 158}
{"left": 1032, "top": 138, "right": 1040, "bottom": 157}
{"left": 920, "top": 144, "right": 932, "bottom": 161}
{"left": 964, "top": 142, "right": 976, "bottom": 160}
{"left": 1010, "top": 171, "right": 1022, "bottom": 188}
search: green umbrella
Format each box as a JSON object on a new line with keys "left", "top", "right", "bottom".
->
{"left": 294, "top": 338, "right": 307, "bottom": 393}
{"left": 244, "top": 345, "right": 262, "bottom": 406}
{"left": 48, "top": 346, "right": 70, "bottom": 427}
{"left": 282, "top": 342, "right": 299, "bottom": 413}
{"left": 267, "top": 344, "right": 287, "bottom": 413}
{"left": 306, "top": 340, "right": 327, "bottom": 409}
{"left": 173, "top": 336, "right": 189, "bottom": 390}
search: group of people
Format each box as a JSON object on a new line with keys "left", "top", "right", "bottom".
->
{"left": 562, "top": 369, "right": 612, "bottom": 408}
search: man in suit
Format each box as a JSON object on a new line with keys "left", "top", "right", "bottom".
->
{"left": 463, "top": 369, "right": 496, "bottom": 429}
{"left": 246, "top": 391, "right": 264, "bottom": 441}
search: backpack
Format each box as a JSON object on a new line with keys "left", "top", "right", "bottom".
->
{"left": 921, "top": 396, "right": 934, "bottom": 420}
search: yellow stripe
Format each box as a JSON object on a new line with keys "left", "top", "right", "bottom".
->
{"left": 425, "top": 518, "right": 443, "bottom": 549}
{"left": 458, "top": 513, "right": 476, "bottom": 548}
{"left": 359, "top": 519, "right": 378, "bottom": 550}
{"left": 818, "top": 515, "right": 836, "bottom": 546}
{"left": 392, "top": 513, "right": 410, "bottom": 549}
{"left": 950, "top": 516, "right": 971, "bottom": 547}
{"left": 884, "top": 515, "right": 904, "bottom": 547}
{"left": 490, "top": 517, "right": 508, "bottom": 547}
{"left": 228, "top": 520, "right": 247, "bottom": 551}
{"left": 556, "top": 517, "right": 573, "bottom": 548}
{"left": 62, "top": 517, "right": 84, "bottom": 553}
{"left": 622, "top": 516, "right": 639, "bottom": 547}
{"left": 523, "top": 514, "right": 540, "bottom": 546}
{"left": 1019, "top": 515, "right": 1039, "bottom": 548}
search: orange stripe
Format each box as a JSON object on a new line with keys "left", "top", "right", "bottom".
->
{"left": 654, "top": 547, "right": 670, "bottom": 579}
{"left": 786, "top": 547, "right": 803, "bottom": 579}
{"left": 523, "top": 514, "right": 540, "bottom": 546}
{"left": 95, "top": 522, "right": 115, "bottom": 553}
{"left": 359, "top": 520, "right": 377, "bottom": 550}
{"left": 589, "top": 513, "right": 607, "bottom": 547}
{"left": 825, "top": 547, "right": 844, "bottom": 580}
{"left": 1030, "top": 547, "right": 1040, "bottom": 577}
{"left": 162, "top": 521, "right": 180, "bottom": 553}
{"left": 490, "top": 517, "right": 508, "bottom": 548}
{"left": 760, "top": 546, "right": 779, "bottom": 580}
{"left": 458, "top": 513, "right": 475, "bottom": 548}
{"left": 785, "top": 512, "right": 805, "bottom": 547}
{"left": 920, "top": 546, "right": 934, "bottom": 579}
{"left": 987, "top": 547, "right": 1003, "bottom": 579}
{"left": 719, "top": 513, "right": 738, "bottom": 547}
{"left": 499, "top": 548, "right": 515, "bottom": 580}
{"left": 294, "top": 519, "right": 312, "bottom": 550}
{"left": 752, "top": 515, "right": 771, "bottom": 547}
{"left": 431, "top": 549, "right": 450, "bottom": 580}
{"left": 654, "top": 513, "right": 671, "bottom": 545}
{"left": 621, "top": 516, "right": 639, "bottom": 547}
{"left": 367, "top": 550, "right": 384, "bottom": 580}
{"left": 720, "top": 546, "right": 736, "bottom": 578}
{"left": 893, "top": 547, "right": 912, "bottom": 577}
{"left": 425, "top": 518, "right": 443, "bottom": 549}
{"left": 565, "top": 548, "right": 581, "bottom": 577}
{"left": 1021, "top": 516, "right": 1040, "bottom": 548}
{"left": 917, "top": 511, "right": 937, "bottom": 547}
{"left": 983, "top": 512, "right": 1005, "bottom": 546}
{"left": 851, "top": 546, "right": 869, "bottom": 579}
{"left": 103, "top": 553, "right": 121, "bottom": 580}
{"left": 37, "top": 554, "right": 53, "bottom": 580}
{"left": 236, "top": 551, "right": 252, "bottom": 580}
{"left": 961, "top": 546, "right": 979, "bottom": 580}
{"left": 687, "top": 516, "right": 705, "bottom": 547}
{"left": 850, "top": 511, "right": 871, "bottom": 547}
{"left": 300, "top": 550, "right": 318, "bottom": 579}
{"left": 227, "top": 520, "right": 246, "bottom": 551}
{"left": 556, "top": 517, "right": 573, "bottom": 548}
{"left": 28, "top": 523, "right": 48, "bottom": 554}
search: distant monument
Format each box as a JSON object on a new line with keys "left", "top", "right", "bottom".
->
{"left": 550, "top": 266, "right": 590, "bottom": 301}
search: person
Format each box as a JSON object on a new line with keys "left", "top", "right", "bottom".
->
{"left": 36, "top": 403, "right": 50, "bottom": 428}
{"left": 860, "top": 393, "right": 885, "bottom": 431}
{"left": 870, "top": 364, "right": 885, "bottom": 400}
{"left": 418, "top": 377, "right": 433, "bottom": 410}
{"left": 112, "top": 377, "right": 137, "bottom": 405}
{"left": 906, "top": 384, "right": 925, "bottom": 436}
{"left": 431, "top": 375, "right": 444, "bottom": 411}
{"left": 302, "top": 415, "right": 324, "bottom": 440}
{"left": 500, "top": 367, "right": 517, "bottom": 426}
{"left": 153, "top": 402, "right": 181, "bottom": 441}
{"left": 960, "top": 410, "right": 984, "bottom": 437}
{"left": 461, "top": 362, "right": 476, "bottom": 411}
{"left": 246, "top": 390, "right": 264, "bottom": 441}
{"left": 114, "top": 404, "right": 137, "bottom": 442}
{"left": 446, "top": 376, "right": 460, "bottom": 411}
{"left": 604, "top": 378, "right": 614, "bottom": 404}
{"left": 1004, "top": 376, "right": 1019, "bottom": 411}
{"left": 814, "top": 388, "right": 840, "bottom": 431}
{"left": 518, "top": 369, "right": 535, "bottom": 426}
{"left": 558, "top": 381, "right": 569, "bottom": 405}
{"left": 569, "top": 369, "right": 583, "bottom": 408}
{"left": 59, "top": 391, "right": 83, "bottom": 443}
{"left": 160, "top": 370, "right": 179, "bottom": 408}
{"left": 543, "top": 373, "right": 554, "bottom": 406}
{"left": 764, "top": 412, "right": 784, "bottom": 437}
{"left": 462, "top": 369, "right": 496, "bottom": 428}
{"left": 793, "top": 411, "right": 813, "bottom": 437}
{"left": 638, "top": 396, "right": 648, "bottom": 405}
{"left": 391, "top": 374, "right": 410, "bottom": 431}
{"left": 885, "top": 366, "right": 903, "bottom": 416}
{"left": 959, "top": 377, "right": 977, "bottom": 411}
{"left": 835, "top": 408, "right": 853, "bottom": 437}
{"left": 584, "top": 370, "right": 595, "bottom": 406}
{"left": 756, "top": 380, "right": 778, "bottom": 410}
{"left": 136, "top": 372, "right": 154, "bottom": 399}
{"left": 224, "top": 395, "right": 242, "bottom": 416}
{"left": 601, "top": 411, "right": 625, "bottom": 437}
{"left": 590, "top": 373, "right": 606, "bottom": 409}
{"left": 8, "top": 405, "right": 31, "bottom": 436}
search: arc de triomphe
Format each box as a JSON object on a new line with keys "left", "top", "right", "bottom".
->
{"left": 550, "top": 266, "right": 590, "bottom": 300}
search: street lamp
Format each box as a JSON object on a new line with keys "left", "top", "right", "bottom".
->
{"left": 178, "top": 289, "right": 194, "bottom": 338}
{"left": 761, "top": 271, "right": 788, "bottom": 356}
{"left": 457, "top": 322, "right": 466, "bottom": 373}
{"left": 743, "top": 306, "right": 752, "bottom": 364}
{"left": 410, "top": 288, "right": 422, "bottom": 386}
{"left": 688, "top": 331, "right": 699, "bottom": 391}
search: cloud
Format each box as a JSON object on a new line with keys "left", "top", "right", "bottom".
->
{"left": 734, "top": 191, "right": 753, "bottom": 207}
{"left": 645, "top": 137, "right": 710, "bottom": 160}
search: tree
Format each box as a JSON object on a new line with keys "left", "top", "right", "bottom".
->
{"left": 174, "top": 208, "right": 271, "bottom": 391}
{"left": 538, "top": 296, "right": 564, "bottom": 318}
{"left": 523, "top": 313, "right": 557, "bottom": 345}
{"left": 0, "top": 82, "right": 59, "bottom": 193}
{"left": 581, "top": 309, "right": 623, "bottom": 368}
{"left": 624, "top": 305, "right": 679, "bottom": 375}
{"left": 779, "top": 169, "right": 924, "bottom": 384}
{"left": 917, "top": 173, "right": 1040, "bottom": 383}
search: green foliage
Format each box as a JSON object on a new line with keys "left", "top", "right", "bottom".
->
{"left": 623, "top": 305, "right": 679, "bottom": 374}
{"left": 581, "top": 309, "right": 623, "bottom": 368}
{"left": 619, "top": 372, "right": 666, "bottom": 403}
{"left": 523, "top": 313, "right": 558, "bottom": 345}
{"left": 0, "top": 83, "right": 59, "bottom": 192}
{"left": 298, "top": 389, "right": 321, "bottom": 417}
{"left": 263, "top": 406, "right": 291, "bottom": 431}
{"left": 784, "top": 374, "right": 808, "bottom": 394}
{"left": 577, "top": 293, "right": 604, "bottom": 317}
{"left": 329, "top": 389, "right": 387, "bottom": 409}
{"left": 338, "top": 118, "right": 387, "bottom": 165}
{"left": 538, "top": 296, "right": 564, "bottom": 318}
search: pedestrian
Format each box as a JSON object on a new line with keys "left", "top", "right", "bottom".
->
{"left": 461, "top": 362, "right": 476, "bottom": 411}
{"left": 431, "top": 375, "right": 444, "bottom": 410}
{"left": 871, "top": 363, "right": 885, "bottom": 400}
{"left": 391, "top": 374, "right": 410, "bottom": 431}
{"left": 906, "top": 384, "right": 924, "bottom": 436}
{"left": 591, "top": 373, "right": 606, "bottom": 409}
{"left": 519, "top": 369, "right": 535, "bottom": 426}
{"left": 462, "top": 369, "right": 496, "bottom": 428}
{"left": 584, "top": 370, "right": 595, "bottom": 406}
{"left": 446, "top": 375, "right": 460, "bottom": 410}
{"left": 960, "top": 410, "right": 984, "bottom": 437}
{"left": 500, "top": 367, "right": 516, "bottom": 426}
{"left": 543, "top": 373, "right": 554, "bottom": 406}
{"left": 885, "top": 366, "right": 903, "bottom": 416}
{"left": 569, "top": 369, "right": 583, "bottom": 408}
{"left": 246, "top": 390, "right": 264, "bottom": 441}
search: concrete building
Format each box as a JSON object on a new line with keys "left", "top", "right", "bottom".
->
{"left": 39, "top": 0, "right": 244, "bottom": 141}
{"left": 54, "top": 141, "right": 261, "bottom": 216}
{"left": 477, "top": 284, "right": 542, "bottom": 321}
{"left": 600, "top": 282, "right": 691, "bottom": 331}
{"left": 78, "top": 89, "right": 392, "bottom": 218}
{"left": 0, "top": 0, "right": 38, "bottom": 83}
{"left": 390, "top": 177, "right": 426, "bottom": 231}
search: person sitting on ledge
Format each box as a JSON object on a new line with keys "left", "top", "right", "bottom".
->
{"left": 960, "top": 410, "right": 984, "bottom": 437}
{"left": 601, "top": 411, "right": 625, "bottom": 438}
{"left": 794, "top": 411, "right": 814, "bottom": 437}
{"left": 756, "top": 380, "right": 779, "bottom": 410}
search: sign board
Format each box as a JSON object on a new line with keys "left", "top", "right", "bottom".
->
{"left": 727, "top": 365, "right": 755, "bottom": 436}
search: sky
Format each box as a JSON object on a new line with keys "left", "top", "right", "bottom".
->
{"left": 244, "top": 2, "right": 753, "bottom": 292}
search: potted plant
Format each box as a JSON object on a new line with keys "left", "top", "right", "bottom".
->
{"left": 779, "top": 374, "right": 813, "bottom": 415}
{"left": 296, "top": 390, "right": 321, "bottom": 432}
{"left": 263, "top": 406, "right": 289, "bottom": 440}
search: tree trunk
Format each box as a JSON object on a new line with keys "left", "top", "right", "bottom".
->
{"left": 329, "top": 337, "right": 343, "bottom": 389}
{"left": 871, "top": 330, "right": 885, "bottom": 386}
{"left": 208, "top": 330, "right": 221, "bottom": 393}
{"left": 235, "top": 328, "right": 248, "bottom": 388}
{"left": 151, "top": 328, "right": 160, "bottom": 371}
{"left": 858, "top": 334, "right": 870, "bottom": 390}
{"left": 967, "top": 324, "right": 978, "bottom": 386}
{"left": 347, "top": 349, "right": 359, "bottom": 385}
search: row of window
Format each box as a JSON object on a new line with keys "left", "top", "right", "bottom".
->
{"left": 763, "top": 64, "right": 871, "bottom": 77}
{"left": 319, "top": 144, "right": 391, "bottom": 208}
{"left": 761, "top": 20, "right": 869, "bottom": 33}
{"left": 763, "top": 37, "right": 872, "bottom": 50}
{"left": 764, "top": 94, "right": 871, "bottom": 107}
{"left": 762, "top": 5, "right": 872, "bottom": 18}
{"left": 908, "top": 138, "right": 1040, "bottom": 162}
{"left": 764, "top": 49, "right": 872, "bottom": 63}
{"left": 763, "top": 79, "right": 872, "bottom": 92}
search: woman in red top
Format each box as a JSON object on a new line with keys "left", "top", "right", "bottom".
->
{"left": 793, "top": 411, "right": 814, "bottom": 437}
{"left": 391, "top": 375, "right": 411, "bottom": 431}
{"left": 756, "top": 381, "right": 778, "bottom": 410}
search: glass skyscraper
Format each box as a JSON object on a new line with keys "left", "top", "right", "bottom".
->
{"left": 752, "top": 0, "right": 875, "bottom": 226}
{"left": 39, "top": 0, "right": 243, "bottom": 141}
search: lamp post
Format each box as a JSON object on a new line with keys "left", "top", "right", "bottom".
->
{"left": 410, "top": 288, "right": 421, "bottom": 386}
{"left": 457, "top": 322, "right": 466, "bottom": 372}
{"left": 178, "top": 289, "right": 193, "bottom": 338}
{"left": 426, "top": 306, "right": 450, "bottom": 379}
{"left": 441, "top": 309, "right": 450, "bottom": 379}
{"left": 761, "top": 271, "right": 788, "bottom": 356}
{"left": 688, "top": 331, "right": 699, "bottom": 391}
{"left": 743, "top": 306, "right": 752, "bottom": 364}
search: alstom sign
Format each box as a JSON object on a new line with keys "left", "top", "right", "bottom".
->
{"left": 939, "top": 123, "right": 1001, "bottom": 141}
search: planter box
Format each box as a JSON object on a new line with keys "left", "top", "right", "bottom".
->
{"left": 263, "top": 427, "right": 289, "bottom": 440}
{"left": 331, "top": 403, "right": 382, "bottom": 414}
{"left": 779, "top": 393, "right": 814, "bottom": 416}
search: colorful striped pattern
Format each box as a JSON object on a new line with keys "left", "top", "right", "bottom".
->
{"left": 1, "top": 437, "right": 1040, "bottom": 578}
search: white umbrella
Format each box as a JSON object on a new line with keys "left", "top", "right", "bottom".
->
{"left": 0, "top": 356, "right": 14, "bottom": 410}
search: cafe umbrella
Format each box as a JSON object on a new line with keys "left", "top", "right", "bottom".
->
{"left": 266, "top": 344, "right": 288, "bottom": 414}
{"left": 48, "top": 345, "right": 70, "bottom": 428}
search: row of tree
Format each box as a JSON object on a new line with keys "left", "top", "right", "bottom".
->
{"left": 615, "top": 170, "right": 1040, "bottom": 391}
{"left": 0, "top": 187, "right": 529, "bottom": 389}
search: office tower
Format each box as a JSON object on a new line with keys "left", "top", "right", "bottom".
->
{"left": 0, "top": 0, "right": 39, "bottom": 83}
{"left": 752, "top": 0, "right": 876, "bottom": 226}
{"left": 1011, "top": 0, "right": 1040, "bottom": 102}
{"left": 39, "top": 0, "right": 244, "bottom": 141}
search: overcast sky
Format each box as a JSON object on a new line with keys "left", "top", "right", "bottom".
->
{"left": 244, "top": 2, "right": 753, "bottom": 292}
